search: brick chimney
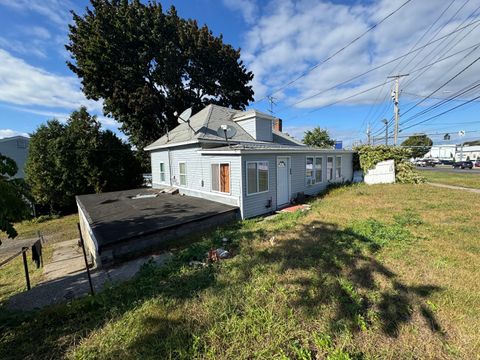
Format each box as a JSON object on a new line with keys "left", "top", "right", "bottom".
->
{"left": 272, "top": 118, "right": 282, "bottom": 132}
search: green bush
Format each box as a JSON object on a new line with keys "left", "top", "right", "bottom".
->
{"left": 354, "top": 145, "right": 425, "bottom": 184}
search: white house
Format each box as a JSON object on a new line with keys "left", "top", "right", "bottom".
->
{"left": 0, "top": 135, "right": 29, "bottom": 178}
{"left": 145, "top": 104, "right": 354, "bottom": 219}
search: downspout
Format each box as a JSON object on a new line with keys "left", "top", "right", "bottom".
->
{"left": 167, "top": 148, "right": 172, "bottom": 186}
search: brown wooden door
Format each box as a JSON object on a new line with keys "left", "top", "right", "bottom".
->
{"left": 220, "top": 164, "right": 230, "bottom": 193}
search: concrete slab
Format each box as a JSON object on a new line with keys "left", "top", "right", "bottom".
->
{"left": 43, "top": 239, "right": 84, "bottom": 281}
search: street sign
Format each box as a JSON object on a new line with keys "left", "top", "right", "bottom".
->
{"left": 334, "top": 141, "right": 343, "bottom": 150}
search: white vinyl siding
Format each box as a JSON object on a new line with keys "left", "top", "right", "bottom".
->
{"left": 336, "top": 156, "right": 342, "bottom": 178}
{"left": 179, "top": 162, "right": 187, "bottom": 186}
{"left": 159, "top": 162, "right": 166, "bottom": 182}
{"left": 315, "top": 157, "right": 323, "bottom": 183}
{"left": 246, "top": 161, "right": 269, "bottom": 195}
{"left": 327, "top": 156, "right": 334, "bottom": 181}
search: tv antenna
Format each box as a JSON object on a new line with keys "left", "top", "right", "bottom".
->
{"left": 267, "top": 96, "right": 277, "bottom": 115}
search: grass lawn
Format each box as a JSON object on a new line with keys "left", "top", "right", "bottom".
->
{"left": 420, "top": 169, "right": 480, "bottom": 189}
{"left": 0, "top": 214, "right": 77, "bottom": 304}
{"left": 0, "top": 184, "right": 479, "bottom": 359}
{"left": 14, "top": 213, "right": 79, "bottom": 242}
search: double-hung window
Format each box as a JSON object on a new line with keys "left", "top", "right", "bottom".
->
{"left": 327, "top": 156, "right": 334, "bottom": 181}
{"left": 159, "top": 162, "right": 166, "bottom": 182}
{"left": 315, "top": 157, "right": 323, "bottom": 183}
{"left": 335, "top": 156, "right": 342, "bottom": 178}
{"left": 212, "top": 163, "right": 230, "bottom": 193}
{"left": 306, "top": 156, "right": 324, "bottom": 185}
{"left": 305, "top": 157, "right": 314, "bottom": 186}
{"left": 179, "top": 162, "right": 187, "bottom": 186}
{"left": 247, "top": 161, "right": 269, "bottom": 195}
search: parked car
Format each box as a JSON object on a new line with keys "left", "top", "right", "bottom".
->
{"left": 440, "top": 159, "right": 454, "bottom": 165}
{"left": 453, "top": 161, "right": 473, "bottom": 169}
{"left": 415, "top": 159, "right": 435, "bottom": 167}
{"left": 475, "top": 160, "right": 480, "bottom": 167}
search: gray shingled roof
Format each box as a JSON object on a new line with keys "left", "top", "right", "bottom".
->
{"left": 144, "top": 105, "right": 256, "bottom": 150}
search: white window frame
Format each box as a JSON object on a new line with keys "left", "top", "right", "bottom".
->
{"left": 327, "top": 156, "right": 334, "bottom": 181}
{"left": 211, "top": 162, "right": 231, "bottom": 195}
{"left": 335, "top": 155, "right": 342, "bottom": 178}
{"left": 315, "top": 156, "right": 323, "bottom": 183}
{"left": 305, "top": 156, "right": 315, "bottom": 186}
{"left": 246, "top": 161, "right": 269, "bottom": 196}
{"left": 159, "top": 162, "right": 166, "bottom": 183}
{"left": 178, "top": 161, "right": 187, "bottom": 186}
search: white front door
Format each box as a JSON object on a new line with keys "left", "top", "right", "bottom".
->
{"left": 276, "top": 157, "right": 290, "bottom": 207}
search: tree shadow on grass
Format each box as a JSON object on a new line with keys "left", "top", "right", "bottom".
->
{"left": 249, "top": 219, "right": 444, "bottom": 338}
{"left": 0, "top": 215, "right": 447, "bottom": 359}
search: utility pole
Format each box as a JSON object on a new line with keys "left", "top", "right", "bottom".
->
{"left": 382, "top": 119, "right": 388, "bottom": 145}
{"left": 367, "top": 122, "right": 371, "bottom": 145}
{"left": 387, "top": 74, "right": 409, "bottom": 145}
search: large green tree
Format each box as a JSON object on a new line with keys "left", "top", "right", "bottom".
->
{"left": 303, "top": 127, "right": 335, "bottom": 148}
{"left": 401, "top": 135, "right": 433, "bottom": 159}
{"left": 0, "top": 155, "right": 30, "bottom": 241}
{"left": 25, "top": 107, "right": 143, "bottom": 213}
{"left": 66, "top": 0, "right": 254, "bottom": 163}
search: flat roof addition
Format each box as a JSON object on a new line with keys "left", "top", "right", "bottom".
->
{"left": 76, "top": 188, "right": 238, "bottom": 250}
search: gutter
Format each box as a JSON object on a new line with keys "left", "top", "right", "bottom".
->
{"left": 199, "top": 149, "right": 355, "bottom": 155}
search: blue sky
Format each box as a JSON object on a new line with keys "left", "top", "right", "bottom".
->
{"left": 0, "top": 0, "right": 479, "bottom": 146}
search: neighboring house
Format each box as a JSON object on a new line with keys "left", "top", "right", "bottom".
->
{"left": 145, "top": 104, "right": 354, "bottom": 219}
{"left": 0, "top": 135, "right": 29, "bottom": 178}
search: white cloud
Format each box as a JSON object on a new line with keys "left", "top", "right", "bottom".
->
{"left": 0, "top": 0, "right": 73, "bottom": 27}
{"left": 243, "top": 0, "right": 480, "bottom": 112}
{"left": 0, "top": 37, "right": 47, "bottom": 58}
{"left": 0, "top": 129, "right": 29, "bottom": 139}
{"left": 223, "top": 0, "right": 258, "bottom": 24}
{"left": 1, "top": 104, "right": 120, "bottom": 129}
{"left": 0, "top": 49, "right": 102, "bottom": 112}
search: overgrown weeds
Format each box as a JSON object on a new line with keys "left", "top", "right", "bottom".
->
{"left": 1, "top": 184, "right": 479, "bottom": 359}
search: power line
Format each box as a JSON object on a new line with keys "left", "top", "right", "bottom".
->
{"left": 403, "top": 4, "right": 480, "bottom": 91}
{"left": 277, "top": 22, "right": 480, "bottom": 112}
{"left": 363, "top": 1, "right": 469, "bottom": 132}
{"left": 253, "top": 0, "right": 414, "bottom": 104}
{"left": 398, "top": 0, "right": 473, "bottom": 75}
{"left": 402, "top": 81, "right": 480, "bottom": 122}
{"left": 400, "top": 94, "right": 480, "bottom": 132}
{"left": 400, "top": 52, "right": 480, "bottom": 122}
{"left": 286, "top": 79, "right": 396, "bottom": 120}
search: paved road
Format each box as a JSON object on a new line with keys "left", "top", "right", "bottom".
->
{"left": 417, "top": 166, "right": 480, "bottom": 174}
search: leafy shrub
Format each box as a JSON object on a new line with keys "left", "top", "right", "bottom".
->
{"left": 354, "top": 145, "right": 425, "bottom": 184}
{"left": 395, "top": 161, "right": 425, "bottom": 184}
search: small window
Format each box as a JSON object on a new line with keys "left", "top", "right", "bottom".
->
{"left": 315, "top": 157, "right": 323, "bottom": 183}
{"left": 212, "top": 163, "right": 230, "bottom": 193}
{"left": 327, "top": 156, "right": 334, "bottom": 181}
{"left": 336, "top": 156, "right": 342, "bottom": 178}
{"left": 247, "top": 161, "right": 269, "bottom": 195}
{"left": 179, "top": 162, "right": 187, "bottom": 186}
{"left": 305, "top": 157, "right": 314, "bottom": 186}
{"left": 159, "top": 162, "right": 166, "bottom": 182}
